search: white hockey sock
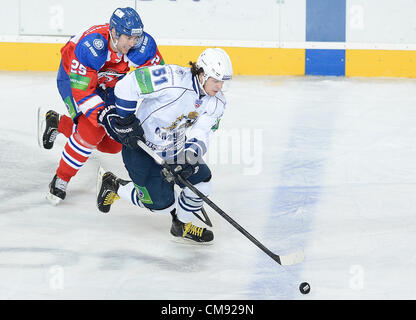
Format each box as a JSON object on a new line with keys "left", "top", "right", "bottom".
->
{"left": 117, "top": 182, "right": 144, "bottom": 208}
{"left": 176, "top": 181, "right": 211, "bottom": 223}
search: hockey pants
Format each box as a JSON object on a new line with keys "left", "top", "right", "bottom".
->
{"left": 119, "top": 146, "right": 212, "bottom": 223}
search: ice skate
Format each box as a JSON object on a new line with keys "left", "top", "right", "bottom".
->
{"left": 38, "top": 108, "right": 60, "bottom": 149}
{"left": 96, "top": 167, "right": 129, "bottom": 213}
{"left": 46, "top": 174, "right": 67, "bottom": 205}
{"left": 170, "top": 210, "right": 214, "bottom": 244}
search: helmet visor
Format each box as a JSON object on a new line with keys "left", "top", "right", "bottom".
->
{"left": 131, "top": 34, "right": 144, "bottom": 49}
{"left": 221, "top": 79, "right": 232, "bottom": 92}
{"left": 210, "top": 74, "right": 232, "bottom": 92}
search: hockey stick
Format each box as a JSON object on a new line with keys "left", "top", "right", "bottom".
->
{"left": 137, "top": 140, "right": 304, "bottom": 266}
{"left": 191, "top": 206, "right": 213, "bottom": 227}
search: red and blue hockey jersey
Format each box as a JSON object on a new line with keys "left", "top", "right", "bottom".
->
{"left": 59, "top": 23, "right": 164, "bottom": 127}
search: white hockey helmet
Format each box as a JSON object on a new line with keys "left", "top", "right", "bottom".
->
{"left": 196, "top": 48, "right": 233, "bottom": 91}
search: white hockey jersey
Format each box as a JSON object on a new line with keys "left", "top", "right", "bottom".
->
{"left": 114, "top": 64, "right": 226, "bottom": 159}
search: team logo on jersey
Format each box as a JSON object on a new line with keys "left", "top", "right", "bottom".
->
{"left": 98, "top": 69, "right": 125, "bottom": 89}
{"left": 163, "top": 114, "right": 185, "bottom": 131}
{"left": 187, "top": 111, "right": 198, "bottom": 119}
{"left": 195, "top": 99, "right": 203, "bottom": 108}
{"left": 185, "top": 111, "right": 199, "bottom": 128}
{"left": 93, "top": 39, "right": 104, "bottom": 50}
{"left": 162, "top": 112, "right": 199, "bottom": 131}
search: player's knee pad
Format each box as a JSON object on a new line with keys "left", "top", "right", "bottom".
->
{"left": 76, "top": 115, "right": 106, "bottom": 146}
{"left": 96, "top": 135, "right": 122, "bottom": 154}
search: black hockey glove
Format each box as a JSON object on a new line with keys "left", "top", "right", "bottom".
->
{"left": 98, "top": 107, "right": 145, "bottom": 149}
{"left": 97, "top": 105, "right": 122, "bottom": 143}
{"left": 162, "top": 149, "right": 201, "bottom": 183}
{"left": 112, "top": 114, "right": 145, "bottom": 150}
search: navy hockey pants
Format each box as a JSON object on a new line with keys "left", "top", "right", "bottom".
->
{"left": 122, "top": 146, "right": 212, "bottom": 211}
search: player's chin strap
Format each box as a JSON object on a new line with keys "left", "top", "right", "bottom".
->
{"left": 109, "top": 29, "right": 119, "bottom": 52}
{"left": 137, "top": 140, "right": 304, "bottom": 266}
{"left": 197, "top": 76, "right": 208, "bottom": 96}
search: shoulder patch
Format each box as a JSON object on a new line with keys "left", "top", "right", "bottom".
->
{"left": 134, "top": 67, "right": 154, "bottom": 94}
{"left": 75, "top": 33, "right": 108, "bottom": 70}
{"left": 93, "top": 38, "right": 105, "bottom": 50}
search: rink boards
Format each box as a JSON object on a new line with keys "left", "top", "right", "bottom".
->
{"left": 1, "top": 41, "right": 416, "bottom": 78}
{"left": 2, "top": 0, "right": 416, "bottom": 77}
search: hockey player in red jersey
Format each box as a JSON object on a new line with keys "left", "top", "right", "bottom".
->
{"left": 39, "top": 7, "right": 164, "bottom": 204}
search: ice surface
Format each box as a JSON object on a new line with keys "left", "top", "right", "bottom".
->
{"left": 0, "top": 72, "right": 415, "bottom": 299}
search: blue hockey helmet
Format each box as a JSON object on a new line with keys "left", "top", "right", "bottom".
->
{"left": 110, "top": 7, "right": 144, "bottom": 39}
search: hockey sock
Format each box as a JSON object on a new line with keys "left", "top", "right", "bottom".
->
{"left": 57, "top": 114, "right": 75, "bottom": 138}
{"left": 56, "top": 132, "right": 93, "bottom": 182}
{"left": 176, "top": 181, "right": 211, "bottom": 223}
{"left": 117, "top": 182, "right": 145, "bottom": 208}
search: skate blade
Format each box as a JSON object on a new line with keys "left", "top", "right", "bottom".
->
{"left": 170, "top": 235, "right": 214, "bottom": 246}
{"left": 37, "top": 107, "right": 46, "bottom": 149}
{"left": 96, "top": 165, "right": 107, "bottom": 211}
{"left": 96, "top": 166, "right": 106, "bottom": 196}
{"left": 46, "top": 192, "right": 62, "bottom": 206}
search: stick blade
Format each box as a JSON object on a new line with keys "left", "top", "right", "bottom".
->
{"left": 278, "top": 250, "right": 304, "bottom": 266}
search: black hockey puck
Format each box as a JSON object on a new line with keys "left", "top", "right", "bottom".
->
{"left": 299, "top": 282, "right": 310, "bottom": 294}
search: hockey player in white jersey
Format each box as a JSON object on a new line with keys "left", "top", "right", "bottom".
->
{"left": 96, "top": 48, "right": 233, "bottom": 243}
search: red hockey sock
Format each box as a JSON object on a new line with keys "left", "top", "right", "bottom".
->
{"left": 57, "top": 115, "right": 74, "bottom": 138}
{"left": 56, "top": 132, "right": 93, "bottom": 182}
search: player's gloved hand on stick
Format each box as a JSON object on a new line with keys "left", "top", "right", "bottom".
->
{"left": 162, "top": 148, "right": 201, "bottom": 183}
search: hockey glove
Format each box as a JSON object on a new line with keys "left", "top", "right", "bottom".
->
{"left": 112, "top": 114, "right": 145, "bottom": 150}
{"left": 97, "top": 105, "right": 122, "bottom": 143}
{"left": 162, "top": 149, "right": 201, "bottom": 183}
{"left": 98, "top": 107, "right": 145, "bottom": 149}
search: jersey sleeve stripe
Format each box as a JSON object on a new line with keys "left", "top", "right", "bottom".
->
{"left": 115, "top": 108, "right": 135, "bottom": 118}
{"left": 85, "top": 102, "right": 105, "bottom": 118}
{"left": 115, "top": 96, "right": 137, "bottom": 110}
{"left": 77, "top": 93, "right": 96, "bottom": 105}
{"left": 77, "top": 94, "right": 104, "bottom": 114}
